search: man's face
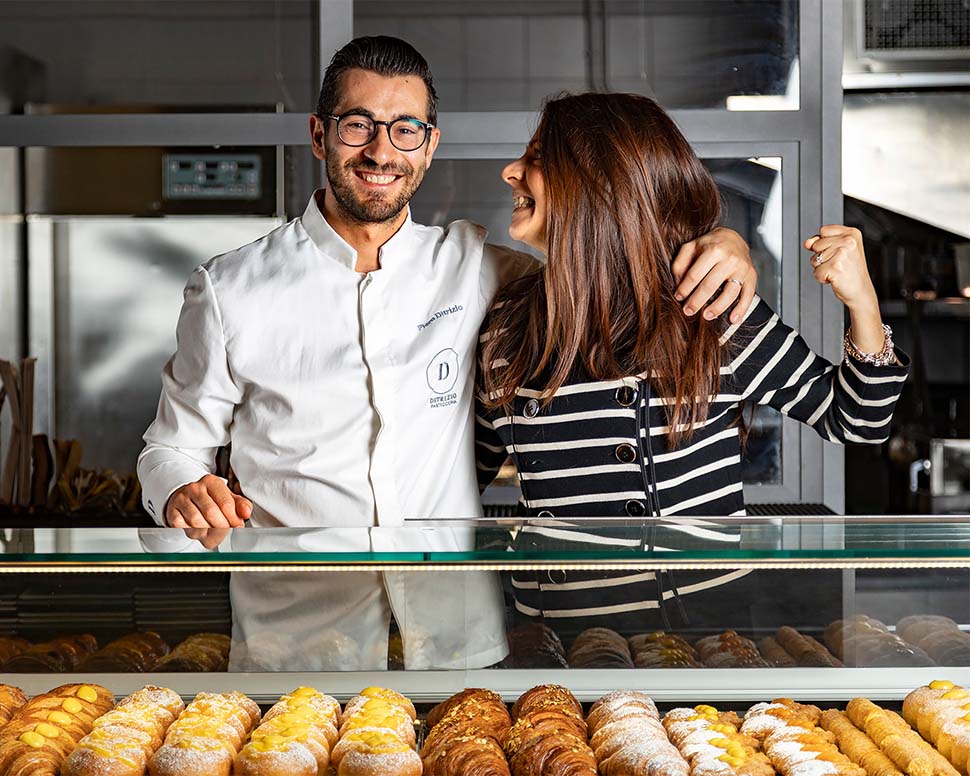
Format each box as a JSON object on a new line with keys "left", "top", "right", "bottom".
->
{"left": 310, "top": 69, "right": 440, "bottom": 225}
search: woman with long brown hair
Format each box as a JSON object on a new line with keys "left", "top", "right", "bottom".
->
{"left": 476, "top": 92, "right": 908, "bottom": 639}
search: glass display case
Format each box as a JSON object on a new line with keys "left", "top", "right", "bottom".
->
{"left": 1, "top": 516, "right": 967, "bottom": 704}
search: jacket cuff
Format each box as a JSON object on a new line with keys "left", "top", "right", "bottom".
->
{"left": 140, "top": 460, "right": 213, "bottom": 526}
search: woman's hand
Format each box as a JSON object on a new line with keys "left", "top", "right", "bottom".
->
{"left": 672, "top": 227, "right": 758, "bottom": 324}
{"left": 805, "top": 225, "right": 879, "bottom": 311}
{"left": 805, "top": 225, "right": 885, "bottom": 354}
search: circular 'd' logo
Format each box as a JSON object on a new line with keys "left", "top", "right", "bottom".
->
{"left": 427, "top": 348, "right": 460, "bottom": 394}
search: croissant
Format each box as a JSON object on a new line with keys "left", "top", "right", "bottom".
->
{"left": 236, "top": 686, "right": 340, "bottom": 776}
{"left": 148, "top": 691, "right": 260, "bottom": 776}
{"left": 0, "top": 683, "right": 28, "bottom": 727}
{"left": 421, "top": 689, "right": 510, "bottom": 776}
{"left": 0, "top": 683, "right": 114, "bottom": 776}
{"left": 63, "top": 685, "right": 184, "bottom": 776}
{"left": 153, "top": 633, "right": 230, "bottom": 672}
{"left": 78, "top": 632, "right": 170, "bottom": 672}
{"left": 506, "top": 686, "right": 595, "bottom": 776}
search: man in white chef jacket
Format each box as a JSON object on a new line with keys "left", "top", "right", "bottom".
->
{"left": 137, "top": 36, "right": 759, "bottom": 671}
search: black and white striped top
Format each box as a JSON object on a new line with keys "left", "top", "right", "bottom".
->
{"left": 475, "top": 296, "right": 909, "bottom": 627}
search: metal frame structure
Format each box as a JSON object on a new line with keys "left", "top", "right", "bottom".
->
{"left": 0, "top": 0, "right": 845, "bottom": 509}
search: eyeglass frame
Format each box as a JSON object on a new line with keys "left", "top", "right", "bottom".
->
{"left": 323, "top": 111, "right": 436, "bottom": 151}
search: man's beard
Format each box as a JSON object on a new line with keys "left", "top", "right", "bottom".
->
{"left": 326, "top": 154, "right": 425, "bottom": 224}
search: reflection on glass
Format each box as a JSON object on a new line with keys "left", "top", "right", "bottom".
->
{"left": 355, "top": 0, "right": 799, "bottom": 111}
{"left": 0, "top": 1, "right": 313, "bottom": 109}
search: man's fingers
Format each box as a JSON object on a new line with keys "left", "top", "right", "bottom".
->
{"left": 193, "top": 493, "right": 232, "bottom": 528}
{"left": 233, "top": 495, "right": 254, "bottom": 521}
{"left": 168, "top": 509, "right": 188, "bottom": 529}
{"left": 671, "top": 240, "right": 700, "bottom": 286}
{"left": 179, "top": 503, "right": 209, "bottom": 529}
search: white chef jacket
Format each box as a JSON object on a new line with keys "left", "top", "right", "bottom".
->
{"left": 137, "top": 191, "right": 533, "bottom": 671}
{"left": 138, "top": 190, "right": 532, "bottom": 526}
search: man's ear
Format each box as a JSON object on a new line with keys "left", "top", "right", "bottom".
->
{"left": 424, "top": 126, "right": 441, "bottom": 169}
{"left": 309, "top": 114, "right": 327, "bottom": 162}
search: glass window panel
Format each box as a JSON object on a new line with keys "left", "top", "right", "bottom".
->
{"left": 17, "top": 145, "right": 314, "bottom": 479}
{"left": 0, "top": 1, "right": 313, "bottom": 110}
{"left": 354, "top": 0, "right": 800, "bottom": 111}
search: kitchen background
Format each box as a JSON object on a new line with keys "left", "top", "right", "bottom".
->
{"left": 0, "top": 0, "right": 967, "bottom": 519}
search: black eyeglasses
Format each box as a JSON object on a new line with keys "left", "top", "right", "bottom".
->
{"left": 325, "top": 112, "right": 435, "bottom": 152}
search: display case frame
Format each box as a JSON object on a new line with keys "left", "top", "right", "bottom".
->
{"left": 1, "top": 516, "right": 967, "bottom": 703}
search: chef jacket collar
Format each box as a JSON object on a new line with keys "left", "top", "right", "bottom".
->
{"left": 302, "top": 189, "right": 415, "bottom": 273}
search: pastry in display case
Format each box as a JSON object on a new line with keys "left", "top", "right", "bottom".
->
{"left": 0, "top": 517, "right": 966, "bottom": 774}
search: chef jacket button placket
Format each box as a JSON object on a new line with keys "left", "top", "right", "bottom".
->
{"left": 615, "top": 443, "right": 638, "bottom": 464}
{"left": 615, "top": 385, "right": 638, "bottom": 407}
{"left": 625, "top": 499, "right": 647, "bottom": 517}
{"left": 523, "top": 398, "right": 540, "bottom": 418}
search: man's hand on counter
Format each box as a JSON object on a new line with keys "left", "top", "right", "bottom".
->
{"left": 165, "top": 473, "right": 252, "bottom": 529}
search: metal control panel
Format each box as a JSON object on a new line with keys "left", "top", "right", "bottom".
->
{"left": 163, "top": 153, "right": 262, "bottom": 200}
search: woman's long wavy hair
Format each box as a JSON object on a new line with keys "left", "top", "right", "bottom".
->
{"left": 480, "top": 92, "right": 726, "bottom": 449}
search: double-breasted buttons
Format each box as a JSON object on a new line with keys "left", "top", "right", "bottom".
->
{"left": 625, "top": 499, "right": 647, "bottom": 517}
{"left": 614, "top": 443, "right": 638, "bottom": 464}
{"left": 523, "top": 398, "right": 540, "bottom": 418}
{"left": 615, "top": 385, "right": 638, "bottom": 407}
{"left": 536, "top": 510, "right": 554, "bottom": 517}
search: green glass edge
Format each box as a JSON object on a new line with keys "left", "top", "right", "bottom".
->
{"left": 1, "top": 546, "right": 969, "bottom": 565}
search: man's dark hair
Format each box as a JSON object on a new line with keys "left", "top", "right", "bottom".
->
{"left": 316, "top": 36, "right": 438, "bottom": 125}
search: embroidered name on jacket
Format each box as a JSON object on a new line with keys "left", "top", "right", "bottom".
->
{"left": 417, "top": 304, "right": 464, "bottom": 331}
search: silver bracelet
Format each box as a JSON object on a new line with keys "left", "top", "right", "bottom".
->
{"left": 844, "top": 323, "right": 897, "bottom": 367}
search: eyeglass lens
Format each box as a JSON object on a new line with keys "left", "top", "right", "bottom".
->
{"left": 337, "top": 114, "right": 428, "bottom": 151}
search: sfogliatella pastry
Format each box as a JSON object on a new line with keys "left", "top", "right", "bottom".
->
{"left": 629, "top": 632, "right": 702, "bottom": 668}
{"left": 0, "top": 636, "right": 29, "bottom": 665}
{"left": 1, "top": 634, "right": 99, "bottom": 672}
{"left": 502, "top": 623, "right": 568, "bottom": 669}
{"left": 0, "top": 683, "right": 115, "bottom": 776}
{"left": 63, "top": 685, "right": 185, "bottom": 776}
{"left": 78, "top": 632, "right": 170, "bottom": 672}
{"left": 757, "top": 636, "right": 797, "bottom": 667}
{"left": 697, "top": 631, "right": 771, "bottom": 667}
{"left": 505, "top": 685, "right": 596, "bottom": 776}
{"left": 568, "top": 627, "right": 634, "bottom": 668}
{"left": 902, "top": 680, "right": 970, "bottom": 773}
{"left": 824, "top": 617, "right": 933, "bottom": 667}
{"left": 819, "top": 709, "right": 904, "bottom": 776}
{"left": 774, "top": 626, "right": 842, "bottom": 667}
{"left": 421, "top": 688, "right": 511, "bottom": 775}
{"left": 663, "top": 703, "right": 774, "bottom": 775}
{"left": 330, "top": 687, "right": 421, "bottom": 776}
{"left": 589, "top": 691, "right": 687, "bottom": 775}
{"left": 148, "top": 691, "right": 260, "bottom": 776}
{"left": 897, "top": 616, "right": 970, "bottom": 666}
{"left": 743, "top": 699, "right": 865, "bottom": 775}
{"left": 846, "top": 697, "right": 960, "bottom": 776}
{"left": 0, "top": 683, "right": 28, "bottom": 727}
{"left": 235, "top": 686, "right": 340, "bottom": 776}
{"left": 153, "top": 632, "right": 230, "bottom": 672}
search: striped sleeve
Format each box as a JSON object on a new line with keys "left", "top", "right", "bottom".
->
{"left": 475, "top": 402, "right": 508, "bottom": 494}
{"left": 722, "top": 296, "right": 909, "bottom": 444}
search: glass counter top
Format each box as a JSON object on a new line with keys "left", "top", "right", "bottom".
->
{"left": 1, "top": 516, "right": 968, "bottom": 570}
